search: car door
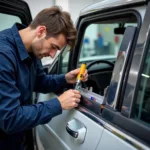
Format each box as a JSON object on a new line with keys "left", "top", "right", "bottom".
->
{"left": 98, "top": 2, "right": 150, "bottom": 149}
{"left": 36, "top": 1, "right": 149, "bottom": 150}
{"left": 36, "top": 47, "right": 104, "bottom": 150}
{"left": 0, "top": 0, "right": 33, "bottom": 149}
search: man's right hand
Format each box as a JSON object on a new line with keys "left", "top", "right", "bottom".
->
{"left": 58, "top": 89, "right": 81, "bottom": 110}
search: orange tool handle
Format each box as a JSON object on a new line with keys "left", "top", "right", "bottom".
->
{"left": 77, "top": 63, "right": 86, "bottom": 80}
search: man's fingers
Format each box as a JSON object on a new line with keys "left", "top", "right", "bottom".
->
{"left": 73, "top": 98, "right": 80, "bottom": 103}
{"left": 75, "top": 94, "right": 81, "bottom": 99}
{"left": 71, "top": 68, "right": 80, "bottom": 75}
{"left": 84, "top": 69, "right": 88, "bottom": 75}
{"left": 72, "top": 90, "right": 80, "bottom": 94}
{"left": 82, "top": 74, "right": 88, "bottom": 81}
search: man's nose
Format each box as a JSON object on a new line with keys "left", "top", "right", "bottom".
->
{"left": 49, "top": 49, "right": 57, "bottom": 58}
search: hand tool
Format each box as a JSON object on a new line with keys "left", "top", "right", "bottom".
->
{"left": 75, "top": 63, "right": 86, "bottom": 90}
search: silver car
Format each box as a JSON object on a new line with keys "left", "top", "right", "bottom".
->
{"left": 36, "top": 0, "right": 150, "bottom": 150}
{"left": 0, "top": 0, "right": 149, "bottom": 150}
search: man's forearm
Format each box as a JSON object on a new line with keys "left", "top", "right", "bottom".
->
{"left": 0, "top": 98, "right": 62, "bottom": 134}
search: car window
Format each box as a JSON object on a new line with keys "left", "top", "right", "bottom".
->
{"left": 79, "top": 23, "right": 123, "bottom": 63}
{"left": 57, "top": 45, "right": 70, "bottom": 74}
{"left": 76, "top": 12, "right": 139, "bottom": 115}
{"left": 79, "top": 23, "right": 137, "bottom": 63}
{"left": 77, "top": 21, "right": 137, "bottom": 96}
{"left": 135, "top": 44, "right": 150, "bottom": 126}
{"left": 0, "top": 13, "right": 21, "bottom": 31}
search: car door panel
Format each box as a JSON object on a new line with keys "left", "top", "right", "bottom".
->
{"left": 37, "top": 93, "right": 104, "bottom": 150}
{"left": 37, "top": 124, "right": 70, "bottom": 150}
{"left": 96, "top": 129, "right": 137, "bottom": 150}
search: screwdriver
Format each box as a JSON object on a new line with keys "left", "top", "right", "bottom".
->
{"left": 75, "top": 63, "right": 86, "bottom": 90}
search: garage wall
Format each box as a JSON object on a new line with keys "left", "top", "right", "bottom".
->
{"left": 69, "top": 0, "right": 94, "bottom": 23}
{"left": 24, "top": 0, "right": 55, "bottom": 18}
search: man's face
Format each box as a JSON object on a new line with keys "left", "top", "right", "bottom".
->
{"left": 31, "top": 29, "right": 67, "bottom": 59}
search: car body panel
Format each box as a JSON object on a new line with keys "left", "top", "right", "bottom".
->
{"left": 80, "top": 0, "right": 147, "bottom": 16}
{"left": 37, "top": 93, "right": 104, "bottom": 150}
{"left": 96, "top": 129, "right": 137, "bottom": 150}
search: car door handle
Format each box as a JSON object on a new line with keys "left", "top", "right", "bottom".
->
{"left": 66, "top": 119, "right": 86, "bottom": 144}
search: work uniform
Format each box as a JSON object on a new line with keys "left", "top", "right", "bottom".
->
{"left": 0, "top": 23, "right": 66, "bottom": 150}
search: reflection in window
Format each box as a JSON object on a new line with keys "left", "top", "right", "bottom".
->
{"left": 135, "top": 46, "right": 150, "bottom": 126}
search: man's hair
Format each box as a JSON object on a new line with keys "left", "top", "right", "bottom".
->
{"left": 29, "top": 6, "right": 76, "bottom": 48}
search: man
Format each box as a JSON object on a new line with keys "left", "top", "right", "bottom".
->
{"left": 0, "top": 6, "right": 88, "bottom": 150}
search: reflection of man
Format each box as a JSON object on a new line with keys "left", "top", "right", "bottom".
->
{"left": 0, "top": 6, "right": 88, "bottom": 150}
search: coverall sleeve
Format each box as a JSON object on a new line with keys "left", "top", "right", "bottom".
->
{"left": 34, "top": 60, "right": 67, "bottom": 93}
{"left": 0, "top": 52, "right": 62, "bottom": 134}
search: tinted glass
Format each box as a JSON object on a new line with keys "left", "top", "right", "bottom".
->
{"left": 135, "top": 44, "right": 150, "bottom": 126}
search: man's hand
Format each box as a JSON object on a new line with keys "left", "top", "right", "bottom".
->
{"left": 65, "top": 68, "right": 88, "bottom": 84}
{"left": 58, "top": 89, "right": 81, "bottom": 110}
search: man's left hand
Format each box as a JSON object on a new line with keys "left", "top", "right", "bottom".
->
{"left": 65, "top": 68, "right": 88, "bottom": 84}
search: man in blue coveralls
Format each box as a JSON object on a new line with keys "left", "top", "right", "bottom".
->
{"left": 0, "top": 6, "right": 88, "bottom": 150}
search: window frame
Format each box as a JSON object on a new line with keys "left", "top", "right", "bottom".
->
{"left": 69, "top": 9, "right": 141, "bottom": 71}
{"left": 102, "top": 3, "right": 150, "bottom": 146}
{"left": 129, "top": 5, "right": 150, "bottom": 121}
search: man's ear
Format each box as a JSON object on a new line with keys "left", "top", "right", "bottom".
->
{"left": 36, "top": 25, "right": 47, "bottom": 38}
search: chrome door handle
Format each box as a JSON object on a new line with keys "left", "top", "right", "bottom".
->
{"left": 66, "top": 124, "right": 78, "bottom": 138}
{"left": 66, "top": 119, "right": 86, "bottom": 144}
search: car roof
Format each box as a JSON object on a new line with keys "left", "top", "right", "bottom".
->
{"left": 79, "top": 0, "right": 147, "bottom": 16}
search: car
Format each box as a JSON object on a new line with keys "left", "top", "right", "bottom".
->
{"left": 36, "top": 0, "right": 150, "bottom": 149}
{"left": 0, "top": 0, "right": 150, "bottom": 150}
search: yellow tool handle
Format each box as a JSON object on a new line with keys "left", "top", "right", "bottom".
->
{"left": 77, "top": 63, "right": 86, "bottom": 80}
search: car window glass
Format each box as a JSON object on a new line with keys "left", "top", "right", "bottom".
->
{"left": 58, "top": 45, "right": 70, "bottom": 74}
{"left": 61, "top": 51, "right": 70, "bottom": 74}
{"left": 77, "top": 15, "right": 138, "bottom": 116}
{"left": 78, "top": 22, "right": 137, "bottom": 96}
{"left": 79, "top": 23, "right": 137, "bottom": 64}
{"left": 135, "top": 44, "right": 150, "bottom": 126}
{"left": 106, "top": 26, "right": 137, "bottom": 106}
{"left": 0, "top": 13, "right": 21, "bottom": 31}
{"left": 79, "top": 23, "right": 123, "bottom": 63}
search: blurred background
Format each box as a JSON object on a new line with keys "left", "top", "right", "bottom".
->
{"left": 24, "top": 0, "right": 96, "bottom": 23}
